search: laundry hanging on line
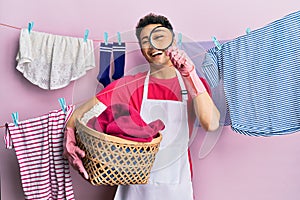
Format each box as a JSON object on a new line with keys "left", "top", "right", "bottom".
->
{"left": 16, "top": 28, "right": 96, "bottom": 90}
{"left": 97, "top": 42, "right": 126, "bottom": 87}
{"left": 5, "top": 105, "right": 75, "bottom": 200}
{"left": 204, "top": 10, "right": 300, "bottom": 136}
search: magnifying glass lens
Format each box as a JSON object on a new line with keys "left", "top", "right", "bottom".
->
{"left": 149, "top": 26, "right": 173, "bottom": 50}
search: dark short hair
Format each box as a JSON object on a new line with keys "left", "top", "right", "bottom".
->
{"left": 135, "top": 13, "right": 173, "bottom": 44}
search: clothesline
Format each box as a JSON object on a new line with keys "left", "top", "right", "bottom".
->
{"left": 0, "top": 124, "right": 6, "bottom": 128}
{"left": 0, "top": 22, "right": 140, "bottom": 44}
{"left": 0, "top": 22, "right": 215, "bottom": 53}
{"left": 0, "top": 22, "right": 214, "bottom": 45}
{"left": 0, "top": 22, "right": 210, "bottom": 129}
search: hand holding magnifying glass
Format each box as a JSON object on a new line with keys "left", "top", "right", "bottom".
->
{"left": 149, "top": 26, "right": 207, "bottom": 98}
{"left": 149, "top": 26, "right": 192, "bottom": 73}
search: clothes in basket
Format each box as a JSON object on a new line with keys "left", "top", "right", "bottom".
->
{"left": 87, "top": 103, "right": 165, "bottom": 142}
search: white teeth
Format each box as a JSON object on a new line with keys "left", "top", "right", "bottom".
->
{"left": 151, "top": 51, "right": 163, "bottom": 56}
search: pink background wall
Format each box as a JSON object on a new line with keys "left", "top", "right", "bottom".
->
{"left": 1, "top": 0, "right": 300, "bottom": 199}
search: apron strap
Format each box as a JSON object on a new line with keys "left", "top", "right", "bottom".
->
{"left": 174, "top": 69, "right": 188, "bottom": 101}
{"left": 142, "top": 69, "right": 189, "bottom": 102}
{"left": 142, "top": 70, "right": 151, "bottom": 102}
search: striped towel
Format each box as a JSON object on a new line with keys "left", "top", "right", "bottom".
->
{"left": 208, "top": 10, "right": 300, "bottom": 136}
{"left": 5, "top": 105, "right": 75, "bottom": 200}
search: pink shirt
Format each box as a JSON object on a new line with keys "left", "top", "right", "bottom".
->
{"left": 96, "top": 71, "right": 211, "bottom": 135}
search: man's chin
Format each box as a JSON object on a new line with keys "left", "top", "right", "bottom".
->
{"left": 150, "top": 62, "right": 164, "bottom": 68}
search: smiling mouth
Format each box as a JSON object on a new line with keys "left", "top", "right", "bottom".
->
{"left": 151, "top": 51, "right": 163, "bottom": 57}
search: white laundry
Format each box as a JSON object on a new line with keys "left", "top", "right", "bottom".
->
{"left": 16, "top": 28, "right": 96, "bottom": 90}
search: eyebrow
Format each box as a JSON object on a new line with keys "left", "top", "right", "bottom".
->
{"left": 152, "top": 29, "right": 166, "bottom": 33}
{"left": 141, "top": 35, "right": 149, "bottom": 41}
{"left": 141, "top": 29, "right": 166, "bottom": 41}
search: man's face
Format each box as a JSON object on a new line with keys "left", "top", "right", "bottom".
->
{"left": 139, "top": 24, "right": 171, "bottom": 67}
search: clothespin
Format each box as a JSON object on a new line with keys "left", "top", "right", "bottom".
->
{"left": 104, "top": 32, "right": 108, "bottom": 45}
{"left": 11, "top": 112, "right": 19, "bottom": 126}
{"left": 58, "top": 98, "right": 67, "bottom": 113}
{"left": 117, "top": 32, "right": 121, "bottom": 45}
{"left": 212, "top": 36, "right": 222, "bottom": 50}
{"left": 246, "top": 27, "right": 251, "bottom": 35}
{"left": 178, "top": 33, "right": 182, "bottom": 48}
{"left": 28, "top": 21, "right": 34, "bottom": 33}
{"left": 84, "top": 29, "right": 89, "bottom": 42}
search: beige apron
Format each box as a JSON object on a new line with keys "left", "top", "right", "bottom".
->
{"left": 114, "top": 70, "right": 193, "bottom": 200}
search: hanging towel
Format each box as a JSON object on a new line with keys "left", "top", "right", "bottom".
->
{"left": 208, "top": 10, "right": 300, "bottom": 136}
{"left": 16, "top": 29, "right": 96, "bottom": 90}
{"left": 87, "top": 103, "right": 165, "bottom": 142}
{"left": 5, "top": 106, "right": 75, "bottom": 200}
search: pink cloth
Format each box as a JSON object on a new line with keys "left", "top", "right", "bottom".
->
{"left": 87, "top": 103, "right": 165, "bottom": 142}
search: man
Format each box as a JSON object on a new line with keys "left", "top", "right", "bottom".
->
{"left": 64, "top": 13, "right": 220, "bottom": 200}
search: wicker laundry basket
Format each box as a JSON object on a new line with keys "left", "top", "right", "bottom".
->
{"left": 75, "top": 117, "right": 162, "bottom": 186}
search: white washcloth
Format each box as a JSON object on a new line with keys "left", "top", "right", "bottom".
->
{"left": 16, "top": 28, "right": 96, "bottom": 90}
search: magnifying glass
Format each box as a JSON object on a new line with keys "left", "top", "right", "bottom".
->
{"left": 149, "top": 26, "right": 174, "bottom": 50}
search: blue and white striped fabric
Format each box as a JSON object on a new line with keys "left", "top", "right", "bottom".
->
{"left": 201, "top": 52, "right": 219, "bottom": 88}
{"left": 208, "top": 10, "right": 300, "bottom": 136}
{"left": 181, "top": 42, "right": 232, "bottom": 126}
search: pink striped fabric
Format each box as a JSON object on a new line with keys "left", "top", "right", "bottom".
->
{"left": 5, "top": 105, "right": 75, "bottom": 200}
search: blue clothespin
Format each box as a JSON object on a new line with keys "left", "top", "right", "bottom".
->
{"left": 58, "top": 98, "right": 67, "bottom": 113}
{"left": 84, "top": 29, "right": 89, "bottom": 42}
{"left": 104, "top": 32, "right": 108, "bottom": 45}
{"left": 178, "top": 33, "right": 182, "bottom": 48}
{"left": 28, "top": 21, "right": 34, "bottom": 33}
{"left": 212, "top": 36, "right": 222, "bottom": 50}
{"left": 11, "top": 112, "right": 19, "bottom": 126}
{"left": 246, "top": 27, "right": 251, "bottom": 35}
{"left": 117, "top": 32, "right": 121, "bottom": 45}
